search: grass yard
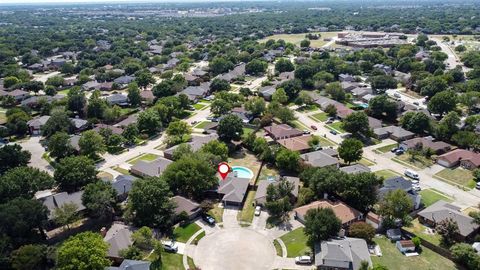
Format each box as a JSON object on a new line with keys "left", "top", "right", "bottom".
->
{"left": 273, "top": 239, "right": 283, "bottom": 257}
{"left": 173, "top": 222, "right": 202, "bottom": 243}
{"left": 160, "top": 252, "right": 184, "bottom": 270}
{"left": 259, "top": 32, "right": 338, "bottom": 48}
{"left": 280, "top": 228, "right": 311, "bottom": 258}
{"left": 434, "top": 167, "right": 476, "bottom": 189}
{"left": 112, "top": 166, "right": 130, "bottom": 175}
{"left": 258, "top": 164, "right": 280, "bottom": 183}
{"left": 187, "top": 257, "right": 196, "bottom": 269}
{"left": 97, "top": 171, "right": 114, "bottom": 181}
{"left": 127, "top": 153, "right": 159, "bottom": 165}
{"left": 372, "top": 236, "right": 458, "bottom": 270}
{"left": 229, "top": 150, "right": 262, "bottom": 184}
{"left": 208, "top": 204, "right": 224, "bottom": 223}
{"left": 419, "top": 189, "right": 453, "bottom": 207}
{"left": 357, "top": 157, "right": 376, "bottom": 167}
{"left": 297, "top": 104, "right": 318, "bottom": 112}
{"left": 326, "top": 122, "right": 345, "bottom": 133}
{"left": 243, "top": 127, "right": 255, "bottom": 136}
{"left": 193, "top": 121, "right": 211, "bottom": 129}
{"left": 393, "top": 153, "right": 434, "bottom": 170}
{"left": 374, "top": 169, "right": 400, "bottom": 180}
{"left": 192, "top": 231, "right": 205, "bottom": 245}
{"left": 310, "top": 112, "right": 328, "bottom": 122}
{"left": 317, "top": 136, "right": 336, "bottom": 147}
{"left": 403, "top": 219, "right": 442, "bottom": 246}
{"left": 237, "top": 190, "right": 256, "bottom": 223}
{"left": 193, "top": 103, "right": 208, "bottom": 110}
{"left": 291, "top": 120, "right": 310, "bottom": 131}
{"left": 375, "top": 143, "right": 398, "bottom": 154}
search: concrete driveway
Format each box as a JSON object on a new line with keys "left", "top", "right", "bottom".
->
{"left": 194, "top": 227, "right": 276, "bottom": 270}
{"left": 17, "top": 136, "right": 53, "bottom": 174}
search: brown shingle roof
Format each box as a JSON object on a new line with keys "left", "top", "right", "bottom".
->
{"left": 294, "top": 200, "right": 362, "bottom": 225}
{"left": 264, "top": 124, "right": 303, "bottom": 140}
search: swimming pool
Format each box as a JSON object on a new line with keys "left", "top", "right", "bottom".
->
{"left": 231, "top": 166, "right": 254, "bottom": 179}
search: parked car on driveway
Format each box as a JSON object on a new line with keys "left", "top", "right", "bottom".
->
{"left": 295, "top": 256, "right": 312, "bottom": 265}
{"left": 405, "top": 169, "right": 420, "bottom": 180}
{"left": 476, "top": 182, "right": 480, "bottom": 190}
{"left": 161, "top": 240, "right": 178, "bottom": 253}
{"left": 254, "top": 206, "right": 261, "bottom": 216}
{"left": 395, "top": 149, "right": 404, "bottom": 155}
{"left": 202, "top": 214, "right": 215, "bottom": 225}
{"left": 329, "top": 130, "right": 338, "bottom": 135}
{"left": 391, "top": 147, "right": 398, "bottom": 153}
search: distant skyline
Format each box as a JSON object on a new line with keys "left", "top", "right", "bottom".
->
{"left": 1, "top": 0, "right": 264, "bottom": 4}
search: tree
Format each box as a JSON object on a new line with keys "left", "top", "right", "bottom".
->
{"left": 436, "top": 218, "right": 459, "bottom": 247}
{"left": 348, "top": 222, "right": 375, "bottom": 243}
{"left": 400, "top": 111, "right": 431, "bottom": 134}
{"left": 211, "top": 98, "right": 233, "bottom": 116}
{"left": 54, "top": 156, "right": 97, "bottom": 192}
{"left": 245, "top": 97, "right": 266, "bottom": 117}
{"left": 450, "top": 243, "right": 480, "bottom": 270}
{"left": 338, "top": 138, "right": 363, "bottom": 165}
{"left": 3, "top": 76, "right": 20, "bottom": 88}
{"left": 135, "top": 70, "right": 155, "bottom": 89}
{"left": 419, "top": 76, "right": 448, "bottom": 98}
{"left": 368, "top": 95, "right": 397, "bottom": 120}
{"left": 275, "top": 106, "right": 296, "bottom": 123}
{"left": 150, "top": 241, "right": 164, "bottom": 270}
{"left": 275, "top": 148, "right": 300, "bottom": 172}
{"left": 45, "top": 76, "right": 64, "bottom": 87}
{"left": 378, "top": 189, "right": 413, "bottom": 226}
{"left": 295, "top": 91, "right": 314, "bottom": 106}
{"left": 42, "top": 111, "right": 73, "bottom": 137}
{"left": 131, "top": 226, "right": 154, "bottom": 250}
{"left": 56, "top": 232, "right": 110, "bottom": 270}
{"left": 209, "top": 57, "right": 234, "bottom": 76}
{"left": 304, "top": 208, "right": 342, "bottom": 246}
{"left": 127, "top": 82, "right": 142, "bottom": 107}
{"left": 127, "top": 177, "right": 174, "bottom": 231}
{"left": 53, "top": 203, "right": 79, "bottom": 230}
{"left": 369, "top": 75, "right": 397, "bottom": 92}
{"left": 272, "top": 88, "right": 288, "bottom": 104}
{"left": 275, "top": 58, "right": 295, "bottom": 73}
{"left": 48, "top": 132, "right": 74, "bottom": 159}
{"left": 152, "top": 80, "right": 177, "bottom": 98}
{"left": 265, "top": 178, "right": 294, "bottom": 221}
{"left": 324, "top": 104, "right": 337, "bottom": 117}
{"left": 166, "top": 120, "right": 191, "bottom": 146}
{"left": 162, "top": 154, "right": 217, "bottom": 199}
{"left": 67, "top": 87, "right": 86, "bottom": 114}
{"left": 428, "top": 90, "right": 457, "bottom": 117}
{"left": 435, "top": 111, "right": 460, "bottom": 140}
{"left": 217, "top": 114, "right": 243, "bottom": 142}
{"left": 200, "top": 140, "right": 229, "bottom": 161}
{"left": 342, "top": 111, "right": 371, "bottom": 138}
{"left": 341, "top": 172, "right": 381, "bottom": 212}
{"left": 0, "top": 167, "right": 54, "bottom": 203}
{"left": 245, "top": 59, "right": 267, "bottom": 75}
{"left": 119, "top": 246, "right": 142, "bottom": 260}
{"left": 210, "top": 78, "right": 231, "bottom": 92}
{"left": 325, "top": 82, "right": 346, "bottom": 102}
{"left": 137, "top": 109, "right": 161, "bottom": 135}
{"left": 79, "top": 130, "right": 106, "bottom": 159}
{"left": 82, "top": 181, "right": 116, "bottom": 219}
{"left": 10, "top": 244, "right": 47, "bottom": 270}
{"left": 0, "top": 144, "right": 31, "bottom": 174}
{"left": 278, "top": 79, "right": 302, "bottom": 100}
{"left": 300, "top": 39, "right": 311, "bottom": 48}
{"left": 122, "top": 123, "right": 139, "bottom": 145}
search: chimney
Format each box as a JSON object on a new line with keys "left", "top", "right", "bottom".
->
{"left": 123, "top": 184, "right": 126, "bottom": 195}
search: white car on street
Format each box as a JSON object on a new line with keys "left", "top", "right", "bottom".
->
{"left": 295, "top": 255, "right": 312, "bottom": 264}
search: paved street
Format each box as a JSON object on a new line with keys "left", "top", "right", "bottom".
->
{"left": 18, "top": 136, "right": 54, "bottom": 175}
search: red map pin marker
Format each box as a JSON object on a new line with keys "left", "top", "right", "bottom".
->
{"left": 218, "top": 162, "right": 230, "bottom": 180}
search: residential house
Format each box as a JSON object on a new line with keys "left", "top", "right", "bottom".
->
{"left": 396, "top": 240, "right": 416, "bottom": 253}
{"left": 259, "top": 86, "right": 276, "bottom": 101}
{"left": 184, "top": 73, "right": 202, "bottom": 86}
{"left": 399, "top": 137, "right": 452, "bottom": 155}
{"left": 314, "top": 237, "right": 372, "bottom": 270}
{"left": 378, "top": 176, "right": 421, "bottom": 210}
{"left": 340, "top": 164, "right": 371, "bottom": 174}
{"left": 264, "top": 124, "right": 303, "bottom": 140}
{"left": 106, "top": 94, "right": 129, "bottom": 106}
{"left": 40, "top": 191, "right": 86, "bottom": 221}
{"left": 27, "top": 115, "right": 51, "bottom": 135}
{"left": 217, "top": 63, "right": 246, "bottom": 82}
{"left": 394, "top": 71, "right": 411, "bottom": 85}
{"left": 351, "top": 87, "right": 373, "bottom": 98}
{"left": 70, "top": 118, "right": 89, "bottom": 132}
{"left": 368, "top": 117, "right": 383, "bottom": 129}
{"left": 165, "top": 58, "right": 180, "bottom": 70}
{"left": 254, "top": 176, "right": 300, "bottom": 206}
{"left": 103, "top": 223, "right": 135, "bottom": 262}
{"left": 171, "top": 195, "right": 201, "bottom": 220}
{"left": 361, "top": 94, "right": 376, "bottom": 103}
{"left": 163, "top": 134, "right": 218, "bottom": 160}
{"left": 294, "top": 200, "right": 363, "bottom": 227}
{"left": 373, "top": 64, "right": 393, "bottom": 75}
{"left": 69, "top": 135, "right": 81, "bottom": 153}
{"left": 21, "top": 95, "right": 54, "bottom": 107}
{"left": 107, "top": 260, "right": 151, "bottom": 270}
{"left": 114, "top": 75, "right": 135, "bottom": 87}
{"left": 366, "top": 212, "right": 383, "bottom": 230}
{"left": 114, "top": 114, "right": 138, "bottom": 128}
{"left": 178, "top": 82, "right": 210, "bottom": 102}
{"left": 51, "top": 59, "right": 67, "bottom": 69}
{"left": 130, "top": 157, "right": 173, "bottom": 178}
{"left": 217, "top": 173, "right": 250, "bottom": 206}
{"left": 230, "top": 107, "right": 252, "bottom": 124}
{"left": 140, "top": 90, "right": 155, "bottom": 104}
{"left": 278, "top": 135, "right": 316, "bottom": 152}
{"left": 418, "top": 200, "right": 479, "bottom": 241}
{"left": 300, "top": 149, "right": 339, "bottom": 168}
{"left": 111, "top": 175, "right": 136, "bottom": 201}
{"left": 93, "top": 124, "right": 124, "bottom": 135}
{"left": 437, "top": 149, "right": 480, "bottom": 170}
{"left": 373, "top": 126, "right": 414, "bottom": 141}
{"left": 1, "top": 89, "right": 30, "bottom": 102}
{"left": 339, "top": 74, "right": 355, "bottom": 82}
{"left": 341, "top": 81, "right": 360, "bottom": 92}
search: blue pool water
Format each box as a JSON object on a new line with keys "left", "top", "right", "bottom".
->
{"left": 231, "top": 166, "right": 254, "bottom": 179}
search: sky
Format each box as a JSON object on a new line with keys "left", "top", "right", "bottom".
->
{"left": 1, "top": 0, "right": 255, "bottom": 4}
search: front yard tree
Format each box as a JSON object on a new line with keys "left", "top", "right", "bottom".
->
{"left": 245, "top": 59, "right": 268, "bottom": 75}
{"left": 131, "top": 226, "right": 155, "bottom": 250}
{"left": 137, "top": 109, "right": 162, "bottom": 135}
{"left": 53, "top": 203, "right": 79, "bottom": 230}
{"left": 162, "top": 155, "right": 217, "bottom": 199}
{"left": 325, "top": 82, "right": 346, "bottom": 102}
{"left": 209, "top": 57, "right": 234, "bottom": 76}
{"left": 82, "top": 181, "right": 116, "bottom": 219}
{"left": 48, "top": 132, "right": 74, "bottom": 159}
{"left": 67, "top": 87, "right": 86, "bottom": 115}
{"left": 245, "top": 97, "right": 266, "bottom": 117}
{"left": 127, "top": 82, "right": 142, "bottom": 107}
{"left": 304, "top": 208, "right": 342, "bottom": 246}
{"left": 368, "top": 95, "right": 397, "bottom": 121}
{"left": 378, "top": 189, "right": 413, "bottom": 226}
{"left": 435, "top": 111, "right": 460, "bottom": 140}
{"left": 338, "top": 138, "right": 363, "bottom": 165}
{"left": 166, "top": 120, "right": 191, "bottom": 146}
{"left": 300, "top": 39, "right": 311, "bottom": 48}
{"left": 295, "top": 91, "right": 314, "bottom": 106}
{"left": 348, "top": 222, "right": 375, "bottom": 243}
{"left": 278, "top": 79, "right": 302, "bottom": 100}
{"left": 436, "top": 218, "right": 460, "bottom": 247}
{"left": 428, "top": 90, "right": 457, "bottom": 116}
{"left": 10, "top": 244, "right": 47, "bottom": 270}
{"left": 368, "top": 75, "right": 397, "bottom": 92}
{"left": 122, "top": 123, "right": 139, "bottom": 145}
{"left": 217, "top": 114, "right": 243, "bottom": 142}
{"left": 265, "top": 178, "right": 294, "bottom": 221}
{"left": 42, "top": 111, "right": 74, "bottom": 138}
{"left": 341, "top": 172, "right": 382, "bottom": 212}
{"left": 450, "top": 243, "right": 480, "bottom": 270}
{"left": 54, "top": 156, "right": 97, "bottom": 192}
{"left": 272, "top": 88, "right": 288, "bottom": 104}
{"left": 127, "top": 177, "right": 175, "bottom": 231}
{"left": 275, "top": 58, "right": 295, "bottom": 73}
{"left": 79, "top": 130, "right": 106, "bottom": 159}
{"left": 56, "top": 232, "right": 110, "bottom": 270}
{"left": 211, "top": 99, "right": 233, "bottom": 116}
{"left": 275, "top": 148, "right": 300, "bottom": 173}
{"left": 400, "top": 111, "right": 431, "bottom": 134}
{"left": 210, "top": 78, "right": 231, "bottom": 92}
{"left": 342, "top": 111, "right": 371, "bottom": 138}
{"left": 0, "top": 167, "right": 54, "bottom": 203}
{"left": 0, "top": 144, "right": 31, "bottom": 174}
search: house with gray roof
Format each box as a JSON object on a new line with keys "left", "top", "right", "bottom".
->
{"left": 418, "top": 200, "right": 479, "bottom": 241}
{"left": 254, "top": 176, "right": 299, "bottom": 206}
{"left": 21, "top": 95, "right": 54, "bottom": 107}
{"left": 217, "top": 173, "right": 250, "bottom": 206}
{"left": 106, "top": 94, "right": 129, "bottom": 106}
{"left": 259, "top": 86, "right": 276, "bottom": 101}
{"left": 340, "top": 164, "right": 371, "bottom": 174}
{"left": 339, "top": 74, "right": 355, "bottom": 82}
{"left": 164, "top": 134, "right": 218, "bottom": 160}
{"left": 40, "top": 191, "right": 86, "bottom": 220}
{"left": 111, "top": 175, "right": 136, "bottom": 200}
{"left": 314, "top": 237, "right": 372, "bottom": 270}
{"left": 114, "top": 114, "right": 138, "bottom": 128}
{"left": 1, "top": 89, "right": 30, "bottom": 102}
{"left": 217, "top": 63, "right": 246, "bottom": 82}
{"left": 378, "top": 176, "right": 421, "bottom": 210}
{"left": 107, "top": 260, "right": 151, "bottom": 270}
{"left": 300, "top": 149, "right": 339, "bottom": 168}
{"left": 103, "top": 223, "right": 135, "bottom": 260}
{"left": 373, "top": 126, "right": 414, "bottom": 141}
{"left": 114, "top": 75, "right": 135, "bottom": 86}
{"left": 70, "top": 118, "right": 89, "bottom": 132}
{"left": 178, "top": 82, "right": 210, "bottom": 102}
{"left": 130, "top": 157, "right": 172, "bottom": 178}
{"left": 27, "top": 115, "right": 51, "bottom": 135}
{"left": 171, "top": 195, "right": 201, "bottom": 219}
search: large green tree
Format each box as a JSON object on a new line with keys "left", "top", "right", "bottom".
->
{"left": 275, "top": 148, "right": 300, "bottom": 173}
{"left": 378, "top": 189, "right": 413, "bottom": 226}
{"left": 79, "top": 130, "right": 106, "bottom": 159}
{"left": 0, "top": 167, "right": 54, "bottom": 203}
{"left": 54, "top": 156, "right": 97, "bottom": 192}
{"left": 41, "top": 111, "right": 73, "bottom": 138}
{"left": 56, "top": 232, "right": 110, "bottom": 270}
{"left": 0, "top": 144, "right": 31, "bottom": 174}
{"left": 48, "top": 132, "right": 74, "bottom": 159}
{"left": 304, "top": 208, "right": 342, "bottom": 246}
{"left": 217, "top": 114, "right": 243, "bottom": 142}
{"left": 82, "top": 181, "right": 116, "bottom": 219}
{"left": 10, "top": 244, "right": 47, "bottom": 270}
{"left": 342, "top": 111, "right": 371, "bottom": 138}
{"left": 338, "top": 138, "right": 363, "bottom": 165}
{"left": 428, "top": 90, "right": 457, "bottom": 116}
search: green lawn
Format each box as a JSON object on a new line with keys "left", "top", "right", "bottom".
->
{"left": 237, "top": 190, "right": 256, "bottom": 223}
{"left": 208, "top": 204, "right": 224, "bottom": 223}
{"left": 297, "top": 105, "right": 318, "bottom": 112}
{"left": 193, "top": 103, "right": 208, "bottom": 110}
{"left": 372, "top": 236, "right": 458, "bottom": 270}
{"left": 374, "top": 169, "right": 400, "bottom": 180}
{"left": 434, "top": 167, "right": 476, "bottom": 189}
{"left": 318, "top": 136, "right": 337, "bottom": 147}
{"left": 403, "top": 219, "right": 442, "bottom": 246}
{"left": 257, "top": 164, "right": 280, "bottom": 183}
{"left": 187, "top": 256, "right": 196, "bottom": 269}
{"left": 280, "top": 228, "right": 311, "bottom": 258}
{"left": 375, "top": 143, "right": 398, "bottom": 154}
{"left": 243, "top": 127, "right": 255, "bottom": 136}
{"left": 127, "top": 153, "right": 159, "bottom": 165}
{"left": 310, "top": 112, "right": 329, "bottom": 122}
{"left": 173, "top": 222, "right": 202, "bottom": 243}
{"left": 292, "top": 120, "right": 310, "bottom": 131}
{"left": 192, "top": 231, "right": 205, "bottom": 245}
{"left": 273, "top": 239, "right": 283, "bottom": 257}
{"left": 112, "top": 166, "right": 130, "bottom": 175}
{"left": 393, "top": 153, "right": 434, "bottom": 170}
{"left": 357, "top": 157, "right": 376, "bottom": 167}
{"left": 160, "top": 252, "right": 184, "bottom": 270}
{"left": 419, "top": 189, "right": 454, "bottom": 207}
{"left": 193, "top": 121, "right": 211, "bottom": 129}
{"left": 326, "top": 122, "right": 345, "bottom": 133}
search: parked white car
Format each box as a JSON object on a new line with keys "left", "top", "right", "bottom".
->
{"left": 254, "top": 206, "right": 261, "bottom": 216}
{"left": 295, "top": 255, "right": 312, "bottom": 265}
{"left": 404, "top": 169, "right": 420, "bottom": 180}
{"left": 161, "top": 240, "right": 178, "bottom": 253}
